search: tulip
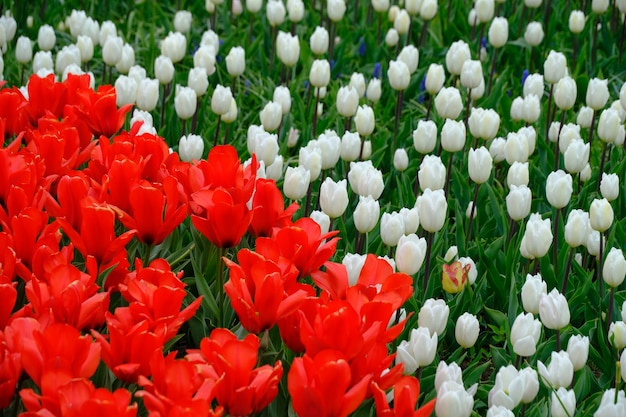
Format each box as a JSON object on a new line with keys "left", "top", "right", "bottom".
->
{"left": 468, "top": 147, "right": 493, "bottom": 184}
{"left": 342, "top": 253, "right": 367, "bottom": 285}
{"left": 55, "top": 45, "right": 81, "bottom": 76}
{"left": 455, "top": 313, "right": 479, "bottom": 348}
{"left": 442, "top": 261, "right": 469, "bottom": 294}
{"left": 273, "top": 86, "right": 291, "bottom": 114}
{"left": 174, "top": 85, "right": 197, "bottom": 121}
{"left": 266, "top": 0, "right": 286, "bottom": 26}
{"left": 353, "top": 195, "right": 380, "bottom": 234}
{"left": 539, "top": 289, "right": 570, "bottom": 332}
{"left": 590, "top": 198, "right": 614, "bottom": 232}
{"left": 460, "top": 59, "right": 483, "bottom": 90}
{"left": 506, "top": 185, "right": 531, "bottom": 222}
{"left": 348, "top": 161, "right": 384, "bottom": 199}
{"left": 354, "top": 105, "right": 375, "bottom": 138}
{"left": 37, "top": 24, "right": 56, "bottom": 51}
{"left": 310, "top": 26, "right": 329, "bottom": 55}
{"left": 194, "top": 45, "right": 216, "bottom": 76}
{"left": 396, "top": 234, "right": 427, "bottom": 275}
{"left": 380, "top": 211, "right": 405, "bottom": 247}
{"left": 566, "top": 335, "right": 589, "bottom": 371}
{"left": 445, "top": 40, "right": 471, "bottom": 76}
{"left": 336, "top": 85, "right": 359, "bottom": 118}
{"left": 319, "top": 178, "right": 348, "bottom": 219}
{"left": 563, "top": 209, "right": 589, "bottom": 250}
{"left": 137, "top": 78, "right": 159, "bottom": 111}
{"left": 396, "top": 327, "right": 438, "bottom": 374}
{"left": 340, "top": 131, "right": 361, "bottom": 162}
{"left": 418, "top": 188, "right": 447, "bottom": 234}
{"left": 517, "top": 367, "right": 539, "bottom": 404}
{"left": 554, "top": 76, "right": 577, "bottom": 111}
{"left": 276, "top": 31, "right": 300, "bottom": 69}
{"left": 178, "top": 134, "right": 204, "bottom": 162}
{"left": 174, "top": 10, "right": 192, "bottom": 32}
{"left": 510, "top": 312, "right": 542, "bottom": 357}
{"left": 563, "top": 138, "right": 589, "bottom": 174}
{"left": 435, "top": 381, "right": 474, "bottom": 417}
{"left": 309, "top": 210, "right": 330, "bottom": 235}
{"left": 114, "top": 75, "right": 137, "bottom": 106}
{"left": 435, "top": 361, "right": 464, "bottom": 394}
{"left": 316, "top": 132, "right": 341, "bottom": 169}
{"left": 388, "top": 60, "right": 411, "bottom": 91}
{"left": 393, "top": 149, "right": 409, "bottom": 171}
{"left": 15, "top": 37, "right": 32, "bottom": 83}
{"left": 260, "top": 101, "right": 282, "bottom": 132}
{"left": 211, "top": 85, "right": 233, "bottom": 115}
{"left": 160, "top": 32, "right": 186, "bottom": 64}
{"left": 524, "top": 21, "right": 544, "bottom": 46}
{"left": 418, "top": 155, "right": 446, "bottom": 191}
{"left": 226, "top": 46, "right": 246, "bottom": 78}
{"left": 366, "top": 78, "right": 382, "bottom": 103}
{"left": 604, "top": 248, "right": 626, "bottom": 288}
{"left": 435, "top": 86, "right": 464, "bottom": 119}
{"left": 246, "top": 0, "right": 262, "bottom": 12}
{"left": 488, "top": 366, "right": 524, "bottom": 410}
{"left": 610, "top": 321, "right": 626, "bottom": 349}
{"left": 507, "top": 162, "right": 529, "bottom": 188}
{"left": 188, "top": 67, "right": 209, "bottom": 98}
{"left": 400, "top": 207, "right": 419, "bottom": 235}
{"left": 521, "top": 273, "right": 547, "bottom": 315}
{"left": 418, "top": 298, "right": 450, "bottom": 337}
{"left": 413, "top": 120, "right": 438, "bottom": 154}
{"left": 594, "top": 389, "right": 626, "bottom": 417}
{"left": 487, "top": 406, "right": 514, "bottom": 417}
{"left": 441, "top": 119, "right": 466, "bottom": 152}
{"left": 600, "top": 173, "right": 619, "bottom": 201}
{"left": 283, "top": 166, "right": 310, "bottom": 200}
{"left": 551, "top": 388, "right": 576, "bottom": 417}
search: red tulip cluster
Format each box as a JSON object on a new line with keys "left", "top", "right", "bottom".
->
{"left": 0, "top": 74, "right": 435, "bottom": 416}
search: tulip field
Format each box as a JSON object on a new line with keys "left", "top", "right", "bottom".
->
{"left": 1, "top": 0, "right": 626, "bottom": 416}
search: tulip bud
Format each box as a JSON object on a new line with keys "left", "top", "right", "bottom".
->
{"left": 76, "top": 35, "right": 94, "bottom": 64}
{"left": 226, "top": 46, "right": 246, "bottom": 77}
{"left": 510, "top": 312, "right": 542, "bottom": 357}
{"left": 310, "top": 59, "right": 330, "bottom": 88}
{"left": 418, "top": 298, "right": 450, "bottom": 337}
{"left": 393, "top": 148, "right": 409, "bottom": 171}
{"left": 342, "top": 253, "right": 366, "bottom": 286}
{"left": 349, "top": 161, "right": 384, "bottom": 198}
{"left": 522, "top": 73, "right": 544, "bottom": 98}
{"left": 287, "top": 0, "right": 304, "bottom": 21}
{"left": 380, "top": 211, "right": 405, "bottom": 247}
{"left": 16, "top": 36, "right": 32, "bottom": 65}
{"left": 174, "top": 85, "right": 197, "bottom": 120}
{"left": 544, "top": 50, "right": 568, "bottom": 84}
{"left": 539, "top": 289, "right": 570, "bottom": 330}
{"left": 272, "top": 86, "right": 291, "bottom": 115}
{"left": 276, "top": 31, "right": 300, "bottom": 67}
{"left": 569, "top": 10, "right": 586, "bottom": 34}
{"left": 551, "top": 388, "right": 576, "bottom": 417}
{"left": 221, "top": 97, "right": 239, "bottom": 123}
{"left": 320, "top": 178, "right": 349, "bottom": 218}
{"left": 310, "top": 26, "right": 329, "bottom": 55}
{"left": 420, "top": 0, "right": 438, "bottom": 19}
{"left": 507, "top": 162, "right": 529, "bottom": 188}
{"left": 135, "top": 78, "right": 159, "bottom": 111}
{"left": 440, "top": 119, "right": 466, "bottom": 152}
{"left": 554, "top": 76, "right": 577, "bottom": 111}
{"left": 396, "top": 234, "right": 427, "bottom": 275}
{"left": 265, "top": 155, "right": 283, "bottom": 181}
{"left": 160, "top": 31, "right": 186, "bottom": 64}
{"left": 586, "top": 77, "right": 609, "bottom": 110}
{"left": 283, "top": 166, "right": 310, "bottom": 199}
{"left": 489, "top": 137, "right": 506, "bottom": 163}
{"left": 609, "top": 321, "right": 626, "bottom": 349}
{"left": 455, "top": 313, "right": 479, "bottom": 348}
{"left": 418, "top": 155, "right": 446, "bottom": 191}
{"left": 246, "top": 0, "right": 263, "bottom": 12}
{"left": 564, "top": 209, "right": 590, "bottom": 248}
{"left": 425, "top": 63, "right": 445, "bottom": 95}
{"left": 600, "top": 172, "right": 619, "bottom": 201}
{"left": 396, "top": 327, "right": 438, "bottom": 374}
{"left": 488, "top": 16, "right": 508, "bottom": 48}
{"left": 435, "top": 87, "right": 463, "bottom": 119}
{"left": 603, "top": 248, "right": 626, "bottom": 288}
{"left": 155, "top": 55, "right": 175, "bottom": 85}
{"left": 114, "top": 75, "right": 137, "bottom": 106}
{"left": 589, "top": 198, "right": 613, "bottom": 232}
{"left": 385, "top": 28, "right": 399, "bottom": 46}
{"left": 597, "top": 108, "right": 621, "bottom": 143}
{"left": 418, "top": 188, "right": 447, "bottom": 232}
{"left": 445, "top": 40, "right": 470, "bottom": 76}
{"left": 592, "top": 0, "right": 610, "bottom": 13}
{"left": 558, "top": 123, "right": 581, "bottom": 153}
{"left": 399, "top": 207, "right": 419, "bottom": 235}
{"left": 468, "top": 146, "right": 493, "bottom": 184}
{"left": 188, "top": 67, "right": 209, "bottom": 97}
{"left": 520, "top": 213, "right": 552, "bottom": 259}
{"left": 266, "top": 0, "right": 286, "bottom": 26}
{"left": 211, "top": 84, "right": 233, "bottom": 115}
{"left": 37, "top": 24, "right": 56, "bottom": 51}
{"left": 178, "top": 134, "right": 204, "bottom": 162}
{"left": 521, "top": 273, "right": 547, "bottom": 315}
{"left": 336, "top": 86, "right": 359, "bottom": 117}
{"left": 397, "top": 44, "right": 419, "bottom": 73}
{"left": 435, "top": 381, "right": 474, "bottom": 417}
{"left": 339, "top": 131, "right": 361, "bottom": 162}
{"left": 563, "top": 138, "right": 589, "bottom": 174}
{"left": 259, "top": 101, "right": 282, "bottom": 132}
{"left": 506, "top": 185, "right": 531, "bottom": 221}
{"left": 442, "top": 261, "right": 469, "bottom": 294}
{"left": 388, "top": 60, "right": 411, "bottom": 91}
{"left": 394, "top": 9, "right": 410, "bottom": 34}
{"left": 194, "top": 45, "right": 216, "bottom": 76}
{"left": 460, "top": 59, "right": 483, "bottom": 90}
{"left": 354, "top": 195, "right": 380, "bottom": 233}
{"left": 352, "top": 105, "right": 374, "bottom": 138}
{"left": 411, "top": 120, "right": 437, "bottom": 154}
{"left": 504, "top": 131, "right": 530, "bottom": 164}
{"left": 566, "top": 335, "right": 589, "bottom": 371}
{"left": 524, "top": 21, "right": 544, "bottom": 46}
{"left": 310, "top": 210, "right": 330, "bottom": 235}
{"left": 545, "top": 170, "right": 573, "bottom": 209}
{"left": 173, "top": 10, "right": 192, "bottom": 33}
{"left": 366, "top": 78, "right": 382, "bottom": 103}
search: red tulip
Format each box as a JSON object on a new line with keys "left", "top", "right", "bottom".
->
{"left": 256, "top": 217, "right": 338, "bottom": 279}
{"left": 0, "top": 330, "right": 21, "bottom": 409}
{"left": 44, "top": 173, "right": 91, "bottom": 230}
{"left": 191, "top": 188, "right": 253, "bottom": 248}
{"left": 224, "top": 249, "right": 308, "bottom": 334}
{"left": 197, "top": 329, "right": 282, "bottom": 417}
{"left": 24, "top": 73, "right": 67, "bottom": 124}
{"left": 136, "top": 352, "right": 224, "bottom": 417}
{"left": 288, "top": 349, "right": 371, "bottom": 417}
{"left": 372, "top": 376, "right": 436, "bottom": 417}
{"left": 248, "top": 178, "right": 298, "bottom": 237}
{"left": 74, "top": 85, "right": 132, "bottom": 137}
{"left": 0, "top": 86, "right": 28, "bottom": 137}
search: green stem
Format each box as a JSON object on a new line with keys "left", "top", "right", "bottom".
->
{"left": 143, "top": 243, "right": 152, "bottom": 266}
{"left": 217, "top": 247, "right": 226, "bottom": 328}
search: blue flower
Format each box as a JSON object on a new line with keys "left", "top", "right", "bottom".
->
{"left": 521, "top": 69, "right": 529, "bottom": 88}
{"left": 481, "top": 37, "right": 487, "bottom": 50}
{"left": 358, "top": 38, "right": 366, "bottom": 57}
{"left": 373, "top": 62, "right": 381, "bottom": 79}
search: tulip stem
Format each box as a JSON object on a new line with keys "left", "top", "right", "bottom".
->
{"left": 620, "top": 16, "right": 626, "bottom": 63}
{"left": 552, "top": 208, "right": 560, "bottom": 278}
{"left": 425, "top": 94, "right": 433, "bottom": 121}
{"left": 213, "top": 119, "right": 221, "bottom": 146}
{"left": 591, "top": 17, "right": 599, "bottom": 69}
{"left": 506, "top": 219, "right": 516, "bottom": 254}
{"left": 466, "top": 182, "right": 480, "bottom": 250}
{"left": 444, "top": 152, "right": 453, "bottom": 197}
{"left": 248, "top": 14, "right": 254, "bottom": 43}
{"left": 217, "top": 247, "right": 226, "bottom": 328}
{"left": 487, "top": 48, "right": 498, "bottom": 96}
{"left": 143, "top": 243, "right": 152, "bottom": 266}
{"left": 191, "top": 97, "right": 200, "bottom": 133}
{"left": 561, "top": 248, "right": 574, "bottom": 295}
{"left": 353, "top": 0, "right": 359, "bottom": 23}
{"left": 545, "top": 84, "right": 554, "bottom": 145}
{"left": 312, "top": 88, "right": 320, "bottom": 138}
{"left": 598, "top": 231, "right": 604, "bottom": 306}
{"left": 328, "top": 22, "right": 336, "bottom": 65}
{"left": 596, "top": 141, "right": 608, "bottom": 195}
{"left": 392, "top": 90, "right": 404, "bottom": 163}
{"left": 572, "top": 35, "right": 579, "bottom": 70}
{"left": 376, "top": 13, "right": 382, "bottom": 45}
{"left": 519, "top": 404, "right": 527, "bottom": 417}
{"left": 160, "top": 82, "right": 172, "bottom": 128}
{"left": 463, "top": 90, "right": 472, "bottom": 133}
{"left": 556, "top": 328, "right": 561, "bottom": 351}
{"left": 608, "top": 286, "right": 615, "bottom": 332}
{"left": 20, "top": 65, "right": 25, "bottom": 86}
{"left": 304, "top": 183, "right": 312, "bottom": 217}
{"left": 421, "top": 232, "right": 433, "bottom": 298}
{"left": 419, "top": 20, "right": 429, "bottom": 47}
{"left": 181, "top": 119, "right": 187, "bottom": 137}
{"left": 554, "top": 110, "right": 566, "bottom": 171}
